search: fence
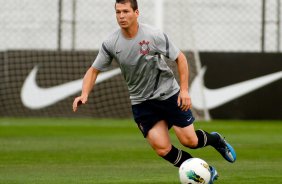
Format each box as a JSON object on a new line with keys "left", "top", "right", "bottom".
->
{"left": 0, "top": 0, "right": 281, "bottom": 52}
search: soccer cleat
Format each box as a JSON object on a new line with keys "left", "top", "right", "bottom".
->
{"left": 211, "top": 132, "right": 237, "bottom": 163}
{"left": 209, "top": 166, "right": 218, "bottom": 184}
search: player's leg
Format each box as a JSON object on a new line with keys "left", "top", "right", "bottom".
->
{"left": 173, "top": 124, "right": 218, "bottom": 149}
{"left": 173, "top": 124, "right": 220, "bottom": 183}
{"left": 162, "top": 91, "right": 236, "bottom": 162}
{"left": 173, "top": 124, "right": 236, "bottom": 163}
{"left": 161, "top": 92, "right": 217, "bottom": 149}
{"left": 146, "top": 120, "right": 171, "bottom": 157}
{"left": 146, "top": 120, "right": 193, "bottom": 167}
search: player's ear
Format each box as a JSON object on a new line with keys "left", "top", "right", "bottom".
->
{"left": 135, "top": 9, "right": 139, "bottom": 16}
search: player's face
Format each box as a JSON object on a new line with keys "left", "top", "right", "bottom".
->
{"left": 115, "top": 2, "right": 139, "bottom": 29}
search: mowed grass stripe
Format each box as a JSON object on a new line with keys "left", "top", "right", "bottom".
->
{"left": 0, "top": 118, "right": 281, "bottom": 184}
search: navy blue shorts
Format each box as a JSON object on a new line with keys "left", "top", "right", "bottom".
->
{"left": 131, "top": 91, "right": 195, "bottom": 137}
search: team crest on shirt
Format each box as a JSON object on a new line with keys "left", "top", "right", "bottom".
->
{"left": 139, "top": 40, "right": 150, "bottom": 55}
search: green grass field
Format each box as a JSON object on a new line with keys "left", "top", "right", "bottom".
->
{"left": 0, "top": 118, "right": 281, "bottom": 184}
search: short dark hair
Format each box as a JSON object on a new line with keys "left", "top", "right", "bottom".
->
{"left": 115, "top": 0, "right": 138, "bottom": 11}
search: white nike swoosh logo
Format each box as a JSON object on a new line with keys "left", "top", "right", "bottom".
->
{"left": 190, "top": 67, "right": 282, "bottom": 110}
{"left": 21, "top": 66, "right": 122, "bottom": 109}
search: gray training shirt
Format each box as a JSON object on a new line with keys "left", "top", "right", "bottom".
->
{"left": 92, "top": 23, "right": 181, "bottom": 105}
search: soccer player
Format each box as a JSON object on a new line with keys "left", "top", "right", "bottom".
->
{"left": 73, "top": 0, "right": 236, "bottom": 183}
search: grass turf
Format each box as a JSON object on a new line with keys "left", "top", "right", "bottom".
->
{"left": 0, "top": 118, "right": 281, "bottom": 184}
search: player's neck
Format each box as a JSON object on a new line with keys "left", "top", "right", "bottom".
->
{"left": 121, "top": 22, "right": 139, "bottom": 39}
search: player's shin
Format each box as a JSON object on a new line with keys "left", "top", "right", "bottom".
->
{"left": 162, "top": 145, "right": 193, "bottom": 167}
{"left": 193, "top": 129, "right": 220, "bottom": 149}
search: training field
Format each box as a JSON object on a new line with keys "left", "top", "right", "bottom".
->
{"left": 0, "top": 118, "right": 281, "bottom": 184}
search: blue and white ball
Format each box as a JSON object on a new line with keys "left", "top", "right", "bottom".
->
{"left": 179, "top": 158, "right": 211, "bottom": 184}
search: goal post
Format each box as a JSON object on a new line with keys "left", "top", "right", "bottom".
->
{"left": 184, "top": 0, "right": 212, "bottom": 121}
{"left": 155, "top": 0, "right": 164, "bottom": 31}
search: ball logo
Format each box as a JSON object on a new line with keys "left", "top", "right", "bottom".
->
{"left": 186, "top": 170, "right": 205, "bottom": 184}
{"left": 201, "top": 163, "right": 209, "bottom": 169}
{"left": 139, "top": 40, "right": 150, "bottom": 55}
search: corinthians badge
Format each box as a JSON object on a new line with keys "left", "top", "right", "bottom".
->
{"left": 139, "top": 40, "right": 150, "bottom": 55}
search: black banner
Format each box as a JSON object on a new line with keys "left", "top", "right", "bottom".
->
{"left": 0, "top": 51, "right": 281, "bottom": 119}
{"left": 199, "top": 52, "right": 282, "bottom": 119}
{"left": 0, "top": 50, "right": 131, "bottom": 118}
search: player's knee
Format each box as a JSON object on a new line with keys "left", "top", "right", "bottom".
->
{"left": 154, "top": 146, "right": 172, "bottom": 157}
{"left": 180, "top": 137, "right": 198, "bottom": 148}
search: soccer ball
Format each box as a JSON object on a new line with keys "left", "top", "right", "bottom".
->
{"left": 179, "top": 158, "right": 211, "bottom": 184}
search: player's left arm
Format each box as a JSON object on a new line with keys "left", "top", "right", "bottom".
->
{"left": 175, "top": 51, "right": 191, "bottom": 111}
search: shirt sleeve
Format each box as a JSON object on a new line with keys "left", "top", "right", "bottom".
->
{"left": 91, "top": 42, "right": 113, "bottom": 71}
{"left": 154, "top": 31, "right": 180, "bottom": 61}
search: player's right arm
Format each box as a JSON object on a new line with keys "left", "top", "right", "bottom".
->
{"left": 73, "top": 37, "right": 114, "bottom": 112}
{"left": 72, "top": 67, "right": 100, "bottom": 112}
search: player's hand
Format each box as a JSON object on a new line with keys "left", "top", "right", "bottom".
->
{"left": 73, "top": 95, "right": 88, "bottom": 112}
{"left": 177, "top": 90, "right": 192, "bottom": 111}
